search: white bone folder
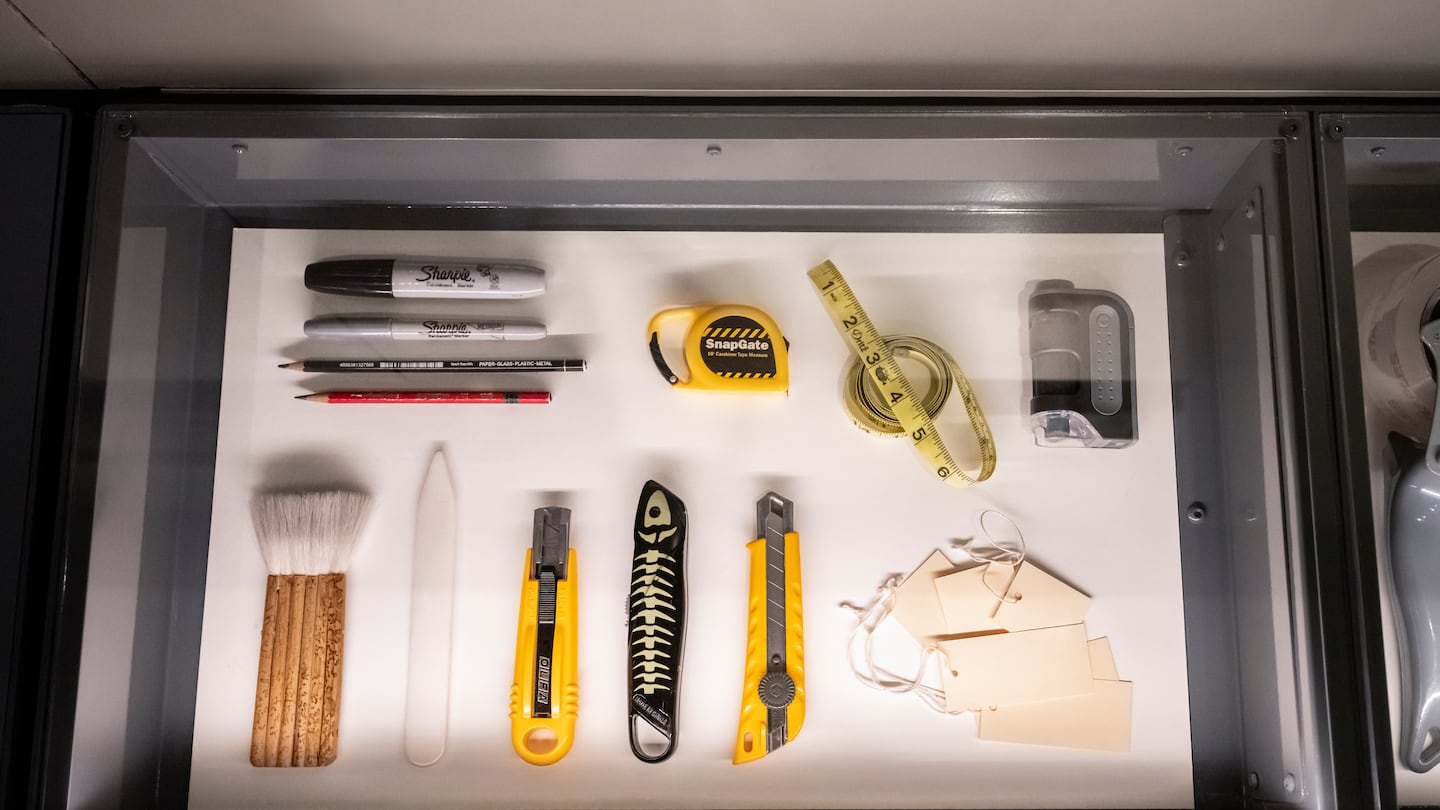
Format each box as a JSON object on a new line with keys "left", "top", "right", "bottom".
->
{"left": 405, "top": 449, "right": 457, "bottom": 766}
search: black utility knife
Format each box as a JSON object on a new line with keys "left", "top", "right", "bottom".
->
{"left": 627, "top": 480, "right": 687, "bottom": 762}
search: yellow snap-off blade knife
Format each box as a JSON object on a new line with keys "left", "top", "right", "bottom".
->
{"left": 510, "top": 507, "right": 578, "bottom": 765}
{"left": 734, "top": 492, "right": 805, "bottom": 764}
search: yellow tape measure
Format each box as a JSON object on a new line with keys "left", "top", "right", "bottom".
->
{"left": 807, "top": 260, "right": 996, "bottom": 487}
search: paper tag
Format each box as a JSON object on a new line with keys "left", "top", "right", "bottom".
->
{"left": 932, "top": 566, "right": 1001, "bottom": 635}
{"left": 981, "top": 562, "right": 1017, "bottom": 615}
{"left": 979, "top": 679, "right": 1133, "bottom": 752}
{"left": 1088, "top": 637, "right": 1119, "bottom": 680}
{"left": 892, "top": 551, "right": 956, "bottom": 645}
{"left": 989, "top": 562, "right": 1090, "bottom": 632}
{"left": 938, "top": 624, "right": 1095, "bottom": 711}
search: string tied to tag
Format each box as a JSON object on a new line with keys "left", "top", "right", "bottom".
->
{"left": 840, "top": 577, "right": 956, "bottom": 714}
{"left": 840, "top": 509, "right": 1027, "bottom": 713}
{"left": 952, "top": 508, "right": 1027, "bottom": 602}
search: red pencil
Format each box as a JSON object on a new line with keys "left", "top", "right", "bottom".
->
{"left": 297, "top": 391, "right": 550, "bottom": 404}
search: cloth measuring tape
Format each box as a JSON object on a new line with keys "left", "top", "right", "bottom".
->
{"left": 807, "top": 260, "right": 996, "bottom": 487}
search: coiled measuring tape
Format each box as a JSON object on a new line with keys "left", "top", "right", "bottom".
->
{"left": 808, "top": 260, "right": 996, "bottom": 487}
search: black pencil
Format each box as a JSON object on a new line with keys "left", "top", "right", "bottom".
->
{"left": 280, "top": 359, "right": 585, "bottom": 373}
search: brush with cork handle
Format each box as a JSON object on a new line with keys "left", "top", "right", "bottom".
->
{"left": 250, "top": 491, "right": 371, "bottom": 767}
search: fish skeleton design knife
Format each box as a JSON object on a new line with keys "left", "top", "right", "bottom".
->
{"left": 627, "top": 480, "right": 687, "bottom": 762}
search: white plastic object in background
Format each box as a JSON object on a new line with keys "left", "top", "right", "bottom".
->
{"left": 1357, "top": 245, "right": 1440, "bottom": 442}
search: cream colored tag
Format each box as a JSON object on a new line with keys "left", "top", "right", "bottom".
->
{"left": 989, "top": 562, "right": 1090, "bottom": 632}
{"left": 978, "top": 679, "right": 1133, "bottom": 752}
{"left": 939, "top": 624, "right": 1095, "bottom": 711}
{"left": 1088, "top": 637, "right": 1119, "bottom": 680}
{"left": 892, "top": 551, "right": 956, "bottom": 645}
{"left": 932, "top": 566, "right": 1001, "bottom": 635}
{"left": 981, "top": 562, "right": 1017, "bottom": 613}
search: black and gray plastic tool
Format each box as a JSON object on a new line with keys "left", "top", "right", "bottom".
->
{"left": 626, "top": 481, "right": 687, "bottom": 763}
{"left": 1026, "top": 280, "right": 1138, "bottom": 449}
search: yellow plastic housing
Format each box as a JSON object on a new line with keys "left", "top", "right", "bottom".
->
{"left": 647, "top": 304, "right": 789, "bottom": 394}
{"left": 733, "top": 531, "right": 804, "bottom": 764}
{"left": 510, "top": 548, "right": 578, "bottom": 766}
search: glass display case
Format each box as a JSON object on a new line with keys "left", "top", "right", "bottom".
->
{"left": 0, "top": 103, "right": 79, "bottom": 810}
{"left": 44, "top": 104, "right": 1368, "bottom": 809}
{"left": 1316, "top": 110, "right": 1440, "bottom": 810}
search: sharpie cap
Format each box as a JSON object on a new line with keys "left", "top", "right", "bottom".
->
{"left": 304, "top": 317, "right": 391, "bottom": 339}
{"left": 305, "top": 259, "right": 394, "bottom": 297}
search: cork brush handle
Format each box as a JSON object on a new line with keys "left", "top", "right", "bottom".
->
{"left": 319, "top": 573, "right": 346, "bottom": 766}
{"left": 264, "top": 575, "right": 292, "bottom": 765}
{"left": 277, "top": 576, "right": 307, "bottom": 766}
{"left": 251, "top": 573, "right": 346, "bottom": 767}
{"left": 295, "top": 575, "right": 324, "bottom": 766}
{"left": 250, "top": 575, "right": 282, "bottom": 766}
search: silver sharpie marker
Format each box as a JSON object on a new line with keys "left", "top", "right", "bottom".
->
{"left": 305, "top": 258, "right": 545, "bottom": 299}
{"left": 304, "top": 316, "right": 546, "bottom": 341}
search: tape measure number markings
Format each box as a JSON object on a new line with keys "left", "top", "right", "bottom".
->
{"left": 807, "top": 260, "right": 996, "bottom": 487}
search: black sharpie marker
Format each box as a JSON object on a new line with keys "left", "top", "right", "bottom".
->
{"left": 305, "top": 258, "right": 546, "bottom": 299}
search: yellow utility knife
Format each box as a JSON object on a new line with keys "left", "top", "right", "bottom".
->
{"left": 734, "top": 492, "right": 805, "bottom": 763}
{"left": 510, "top": 507, "right": 578, "bottom": 765}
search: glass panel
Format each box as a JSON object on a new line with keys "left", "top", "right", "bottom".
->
{"left": 61, "top": 109, "right": 1324, "bottom": 810}
{"left": 137, "top": 135, "right": 1259, "bottom": 211}
{"left": 1342, "top": 130, "right": 1440, "bottom": 808}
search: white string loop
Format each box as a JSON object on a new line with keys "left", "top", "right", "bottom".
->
{"left": 840, "top": 510, "right": 1027, "bottom": 713}
{"left": 951, "top": 509, "right": 1027, "bottom": 602}
{"left": 840, "top": 576, "right": 957, "bottom": 714}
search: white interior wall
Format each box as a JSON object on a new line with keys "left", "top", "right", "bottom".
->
{"left": 4, "top": 0, "right": 1440, "bottom": 93}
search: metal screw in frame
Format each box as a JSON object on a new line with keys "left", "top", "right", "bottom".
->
{"left": 1186, "top": 503, "right": 1207, "bottom": 523}
{"left": 114, "top": 117, "right": 134, "bottom": 139}
{"left": 1171, "top": 246, "right": 1191, "bottom": 270}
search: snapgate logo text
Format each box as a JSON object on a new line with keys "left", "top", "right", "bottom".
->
{"left": 705, "top": 337, "right": 770, "bottom": 351}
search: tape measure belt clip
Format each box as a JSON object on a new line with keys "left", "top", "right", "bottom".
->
{"left": 649, "top": 332, "right": 681, "bottom": 385}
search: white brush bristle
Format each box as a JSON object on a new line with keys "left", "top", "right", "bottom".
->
{"left": 250, "top": 491, "right": 372, "bottom": 575}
